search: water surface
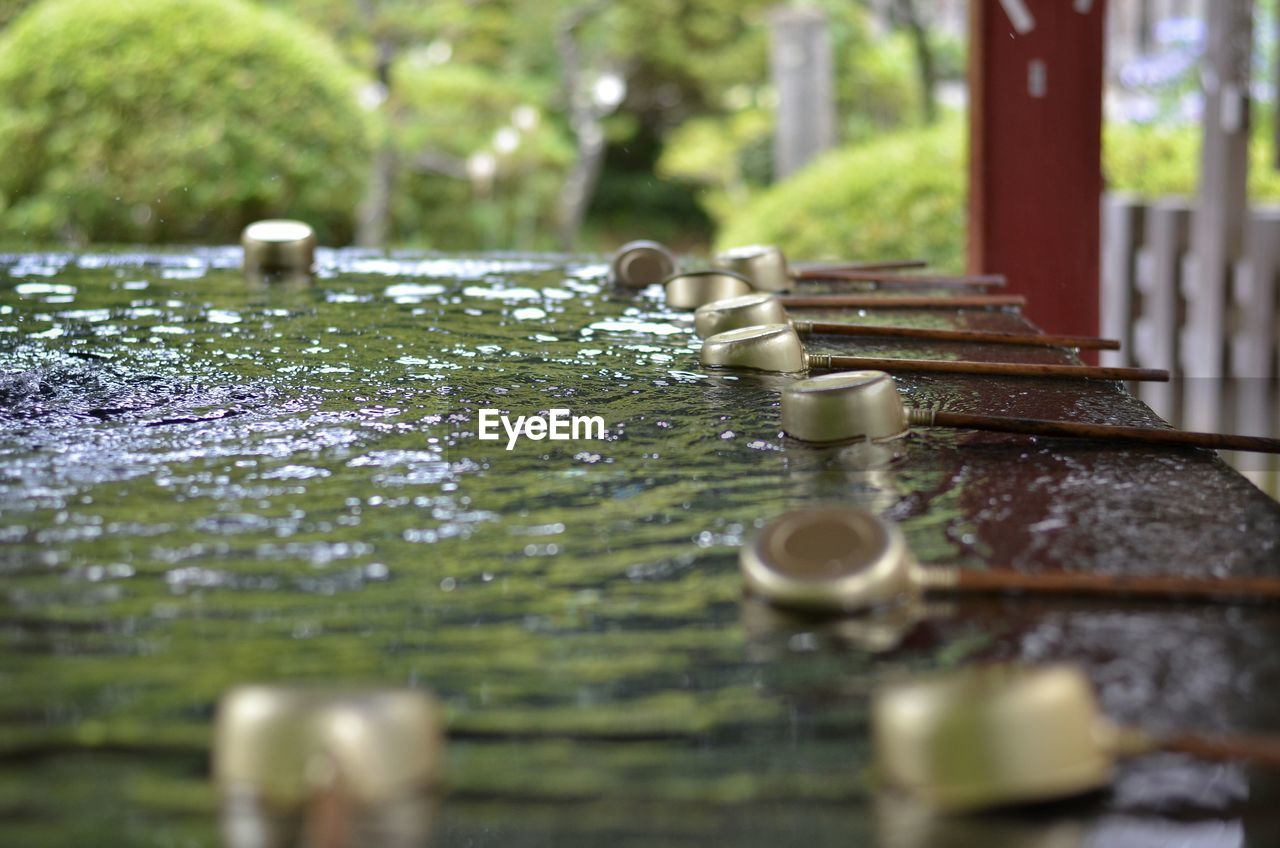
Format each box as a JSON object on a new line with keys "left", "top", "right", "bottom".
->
{"left": 2, "top": 249, "right": 1279, "bottom": 846}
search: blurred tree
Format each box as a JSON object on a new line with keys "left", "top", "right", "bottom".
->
{"left": 1, "top": 0, "right": 964, "bottom": 250}
{"left": 657, "top": 3, "right": 924, "bottom": 229}
{"left": 0, "top": 0, "right": 35, "bottom": 30}
{"left": 391, "top": 62, "right": 572, "bottom": 249}
{"left": 889, "top": 0, "right": 938, "bottom": 124}
{"left": 263, "top": 0, "right": 577, "bottom": 249}
{"left": 0, "top": 0, "right": 370, "bottom": 244}
{"left": 258, "top": 0, "right": 951, "bottom": 250}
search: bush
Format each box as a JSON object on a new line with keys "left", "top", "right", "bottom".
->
{"left": 0, "top": 0, "right": 371, "bottom": 244}
{"left": 1104, "top": 121, "right": 1280, "bottom": 200}
{"left": 717, "top": 120, "right": 966, "bottom": 270}
{"left": 836, "top": 31, "right": 923, "bottom": 142}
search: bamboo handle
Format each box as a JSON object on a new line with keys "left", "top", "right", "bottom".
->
{"left": 780, "top": 294, "right": 1025, "bottom": 309}
{"left": 801, "top": 321, "right": 1121, "bottom": 351}
{"left": 814, "top": 355, "right": 1167, "bottom": 382}
{"left": 942, "top": 567, "right": 1280, "bottom": 602}
{"left": 925, "top": 409, "right": 1280, "bottom": 454}
{"left": 794, "top": 259, "right": 927, "bottom": 278}
{"left": 799, "top": 271, "right": 1006, "bottom": 288}
{"left": 1156, "top": 732, "right": 1280, "bottom": 768}
{"left": 301, "top": 778, "right": 354, "bottom": 848}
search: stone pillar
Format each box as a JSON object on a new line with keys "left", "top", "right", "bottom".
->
{"left": 768, "top": 7, "right": 836, "bottom": 181}
{"left": 1182, "top": 0, "right": 1252, "bottom": 432}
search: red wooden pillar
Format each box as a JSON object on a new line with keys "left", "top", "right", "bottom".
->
{"left": 968, "top": 0, "right": 1107, "bottom": 338}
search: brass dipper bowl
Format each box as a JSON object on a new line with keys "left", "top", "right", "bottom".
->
{"left": 715, "top": 244, "right": 792, "bottom": 291}
{"left": 739, "top": 504, "right": 921, "bottom": 613}
{"left": 214, "top": 685, "right": 444, "bottom": 808}
{"left": 781, "top": 371, "right": 910, "bottom": 442}
{"left": 698, "top": 323, "right": 811, "bottom": 373}
{"left": 873, "top": 664, "right": 1123, "bottom": 812}
{"left": 241, "top": 219, "right": 316, "bottom": 274}
{"left": 875, "top": 662, "right": 1280, "bottom": 814}
{"left": 694, "top": 292, "right": 790, "bottom": 337}
{"left": 664, "top": 269, "right": 754, "bottom": 309}
{"left": 610, "top": 239, "right": 677, "bottom": 288}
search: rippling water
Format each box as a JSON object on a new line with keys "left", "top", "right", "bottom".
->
{"left": 2, "top": 249, "right": 1279, "bottom": 846}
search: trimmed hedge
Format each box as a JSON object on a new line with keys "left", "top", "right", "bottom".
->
{"left": 0, "top": 0, "right": 371, "bottom": 244}
{"left": 716, "top": 121, "right": 966, "bottom": 271}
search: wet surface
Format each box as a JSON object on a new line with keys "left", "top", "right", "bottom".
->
{"left": 1, "top": 249, "right": 1279, "bottom": 846}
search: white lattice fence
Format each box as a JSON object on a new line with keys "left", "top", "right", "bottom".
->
{"left": 1100, "top": 193, "right": 1280, "bottom": 497}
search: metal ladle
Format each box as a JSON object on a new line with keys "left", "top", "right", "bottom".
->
{"left": 716, "top": 244, "right": 997, "bottom": 291}
{"left": 693, "top": 292, "right": 1120, "bottom": 351}
{"left": 781, "top": 369, "right": 1280, "bottom": 453}
{"left": 699, "top": 324, "right": 1167, "bottom": 382}
{"left": 873, "top": 663, "right": 1280, "bottom": 812}
{"left": 665, "top": 271, "right": 1025, "bottom": 311}
{"left": 740, "top": 505, "right": 1280, "bottom": 616}
{"left": 242, "top": 219, "right": 316, "bottom": 274}
{"left": 664, "top": 269, "right": 755, "bottom": 309}
{"left": 609, "top": 240, "right": 678, "bottom": 288}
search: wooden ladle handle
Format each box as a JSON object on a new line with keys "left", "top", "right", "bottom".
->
{"left": 925, "top": 409, "right": 1280, "bottom": 454}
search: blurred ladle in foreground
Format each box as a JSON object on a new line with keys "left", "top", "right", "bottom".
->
{"left": 215, "top": 686, "right": 443, "bottom": 848}
{"left": 874, "top": 663, "right": 1280, "bottom": 812}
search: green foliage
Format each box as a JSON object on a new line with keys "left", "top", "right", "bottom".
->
{"left": 0, "top": 0, "right": 35, "bottom": 30}
{"left": 930, "top": 33, "right": 967, "bottom": 81}
{"left": 389, "top": 62, "right": 573, "bottom": 249}
{"left": 657, "top": 108, "right": 772, "bottom": 222}
{"left": 598, "top": 0, "right": 772, "bottom": 120}
{"left": 656, "top": 7, "right": 925, "bottom": 229}
{"left": 837, "top": 31, "right": 922, "bottom": 142}
{"left": 1103, "top": 121, "right": 1280, "bottom": 200}
{"left": 0, "top": 0, "right": 958, "bottom": 249}
{"left": 717, "top": 120, "right": 967, "bottom": 271}
{"left": 0, "top": 0, "right": 371, "bottom": 244}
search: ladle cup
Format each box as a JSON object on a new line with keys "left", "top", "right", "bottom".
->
{"left": 781, "top": 369, "right": 1280, "bottom": 454}
{"left": 873, "top": 663, "right": 1280, "bottom": 812}
{"left": 664, "top": 269, "right": 755, "bottom": 309}
{"left": 716, "top": 244, "right": 995, "bottom": 291}
{"left": 609, "top": 240, "right": 677, "bottom": 288}
{"left": 694, "top": 292, "right": 1121, "bottom": 350}
{"left": 242, "top": 219, "right": 315, "bottom": 275}
{"left": 699, "top": 324, "right": 1167, "bottom": 382}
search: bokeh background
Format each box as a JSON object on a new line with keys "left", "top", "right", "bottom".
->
{"left": 0, "top": 0, "right": 1275, "bottom": 268}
